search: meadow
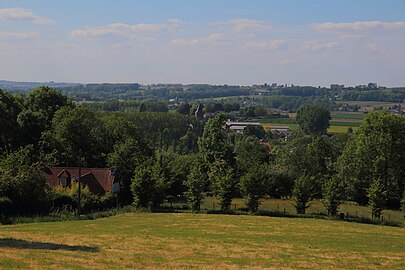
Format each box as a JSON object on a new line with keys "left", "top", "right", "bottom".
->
{"left": 1, "top": 212, "right": 404, "bottom": 269}
{"left": 258, "top": 111, "right": 364, "bottom": 133}
{"left": 200, "top": 198, "right": 404, "bottom": 226}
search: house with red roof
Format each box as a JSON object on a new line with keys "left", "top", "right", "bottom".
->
{"left": 42, "top": 167, "right": 116, "bottom": 195}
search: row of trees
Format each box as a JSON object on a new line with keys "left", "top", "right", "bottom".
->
{"left": 129, "top": 105, "right": 405, "bottom": 218}
{"left": 1, "top": 87, "right": 404, "bottom": 219}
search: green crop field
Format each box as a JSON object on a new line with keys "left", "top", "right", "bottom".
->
{"left": 1, "top": 213, "right": 404, "bottom": 269}
{"left": 330, "top": 113, "right": 365, "bottom": 120}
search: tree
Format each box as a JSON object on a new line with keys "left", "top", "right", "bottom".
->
{"left": 322, "top": 177, "right": 344, "bottom": 216}
{"left": 276, "top": 132, "right": 338, "bottom": 197}
{"left": 177, "top": 102, "right": 191, "bottom": 115}
{"left": 265, "top": 164, "right": 294, "bottom": 199}
{"left": 199, "top": 114, "right": 234, "bottom": 165}
{"left": 0, "top": 90, "right": 23, "bottom": 154}
{"left": 244, "top": 125, "right": 266, "bottom": 140}
{"left": 40, "top": 106, "right": 108, "bottom": 167}
{"left": 240, "top": 165, "right": 267, "bottom": 212}
{"left": 335, "top": 111, "right": 405, "bottom": 208}
{"left": 296, "top": 104, "right": 331, "bottom": 135}
{"left": 108, "top": 138, "right": 152, "bottom": 204}
{"left": 292, "top": 175, "right": 315, "bottom": 214}
{"left": 0, "top": 146, "right": 49, "bottom": 215}
{"left": 209, "top": 159, "right": 237, "bottom": 211}
{"left": 235, "top": 136, "right": 269, "bottom": 174}
{"left": 367, "top": 179, "right": 387, "bottom": 219}
{"left": 185, "top": 156, "right": 208, "bottom": 212}
{"left": 18, "top": 87, "right": 73, "bottom": 146}
{"left": 25, "top": 86, "right": 72, "bottom": 126}
{"left": 131, "top": 160, "right": 167, "bottom": 209}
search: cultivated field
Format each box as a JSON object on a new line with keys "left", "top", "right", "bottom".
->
{"left": 259, "top": 111, "right": 364, "bottom": 133}
{"left": 1, "top": 213, "right": 404, "bottom": 269}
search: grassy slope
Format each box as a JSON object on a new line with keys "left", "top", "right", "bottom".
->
{"left": 1, "top": 213, "right": 404, "bottom": 269}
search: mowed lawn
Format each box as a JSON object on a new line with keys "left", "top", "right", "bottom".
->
{"left": 1, "top": 213, "right": 404, "bottom": 269}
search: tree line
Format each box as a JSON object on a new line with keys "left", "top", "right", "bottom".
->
{"left": 1, "top": 87, "right": 405, "bottom": 219}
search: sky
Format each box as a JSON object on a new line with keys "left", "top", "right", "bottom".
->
{"left": 1, "top": 0, "right": 405, "bottom": 86}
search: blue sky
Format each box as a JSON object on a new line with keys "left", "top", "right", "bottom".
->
{"left": 1, "top": 0, "right": 405, "bottom": 86}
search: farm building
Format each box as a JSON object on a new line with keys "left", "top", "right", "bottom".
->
{"left": 226, "top": 121, "right": 261, "bottom": 133}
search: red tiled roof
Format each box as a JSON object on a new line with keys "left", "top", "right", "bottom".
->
{"left": 42, "top": 167, "right": 115, "bottom": 194}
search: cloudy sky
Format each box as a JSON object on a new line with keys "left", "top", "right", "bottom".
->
{"left": 1, "top": 0, "right": 405, "bottom": 86}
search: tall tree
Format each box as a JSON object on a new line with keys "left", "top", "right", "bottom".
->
{"left": 40, "top": 106, "right": 108, "bottom": 167}
{"left": 209, "top": 159, "right": 237, "bottom": 211}
{"left": 296, "top": 104, "right": 331, "bottom": 135}
{"left": 335, "top": 111, "right": 405, "bottom": 208}
{"left": 199, "top": 114, "right": 235, "bottom": 165}
{"left": 367, "top": 179, "right": 387, "bottom": 219}
{"left": 0, "top": 90, "right": 23, "bottom": 153}
{"left": 0, "top": 146, "right": 48, "bottom": 215}
{"left": 108, "top": 138, "right": 152, "bottom": 204}
{"left": 131, "top": 159, "right": 167, "bottom": 209}
{"left": 240, "top": 165, "right": 267, "bottom": 212}
{"left": 185, "top": 155, "right": 208, "bottom": 212}
{"left": 235, "top": 136, "right": 270, "bottom": 174}
{"left": 322, "top": 177, "right": 344, "bottom": 216}
{"left": 292, "top": 175, "right": 315, "bottom": 214}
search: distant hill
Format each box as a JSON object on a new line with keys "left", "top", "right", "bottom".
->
{"left": 0, "top": 80, "right": 80, "bottom": 92}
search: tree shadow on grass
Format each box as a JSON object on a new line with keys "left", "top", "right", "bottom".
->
{"left": 0, "top": 238, "right": 99, "bottom": 252}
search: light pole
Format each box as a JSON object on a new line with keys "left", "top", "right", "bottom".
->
{"left": 77, "top": 149, "right": 82, "bottom": 216}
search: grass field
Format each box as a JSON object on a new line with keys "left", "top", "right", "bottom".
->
{"left": 330, "top": 113, "right": 365, "bottom": 120}
{"left": 1, "top": 213, "right": 404, "bottom": 269}
{"left": 258, "top": 112, "right": 363, "bottom": 133}
{"left": 204, "top": 198, "right": 404, "bottom": 225}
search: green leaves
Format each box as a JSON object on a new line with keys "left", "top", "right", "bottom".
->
{"left": 367, "top": 179, "right": 387, "bottom": 219}
{"left": 292, "top": 175, "right": 316, "bottom": 214}
{"left": 296, "top": 104, "right": 331, "bottom": 135}
{"left": 336, "top": 111, "right": 405, "bottom": 207}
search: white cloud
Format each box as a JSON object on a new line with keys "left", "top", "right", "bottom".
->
{"left": 230, "top": 18, "right": 272, "bottom": 32}
{"left": 243, "top": 40, "right": 288, "bottom": 50}
{"left": 301, "top": 41, "right": 342, "bottom": 53}
{"left": 212, "top": 18, "right": 272, "bottom": 33}
{"left": 0, "top": 8, "right": 53, "bottom": 24}
{"left": 279, "top": 59, "right": 296, "bottom": 65}
{"left": 71, "top": 20, "right": 179, "bottom": 38}
{"left": 170, "top": 33, "right": 224, "bottom": 47}
{"left": 314, "top": 21, "right": 405, "bottom": 32}
{"left": 0, "top": 32, "right": 39, "bottom": 39}
{"left": 338, "top": 34, "right": 364, "bottom": 41}
{"left": 170, "top": 38, "right": 199, "bottom": 46}
{"left": 364, "top": 43, "right": 385, "bottom": 53}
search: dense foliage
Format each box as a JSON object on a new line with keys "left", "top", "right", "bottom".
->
{"left": 1, "top": 86, "right": 404, "bottom": 220}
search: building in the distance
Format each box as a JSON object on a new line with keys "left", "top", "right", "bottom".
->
{"left": 225, "top": 121, "right": 261, "bottom": 134}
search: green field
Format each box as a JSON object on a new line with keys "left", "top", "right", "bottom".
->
{"left": 330, "top": 113, "right": 365, "bottom": 120}
{"left": 1, "top": 213, "right": 404, "bottom": 269}
{"left": 257, "top": 111, "right": 365, "bottom": 133}
{"left": 200, "top": 198, "right": 404, "bottom": 225}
